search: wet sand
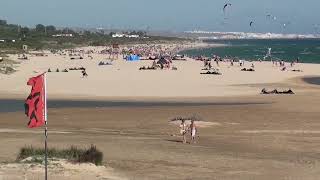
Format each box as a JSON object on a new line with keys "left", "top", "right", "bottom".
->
{"left": 303, "top": 76, "right": 320, "bottom": 86}
{"left": 0, "top": 80, "right": 320, "bottom": 179}
{"left": 0, "top": 98, "right": 269, "bottom": 113}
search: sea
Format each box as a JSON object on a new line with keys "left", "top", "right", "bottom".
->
{"left": 181, "top": 39, "right": 320, "bottom": 64}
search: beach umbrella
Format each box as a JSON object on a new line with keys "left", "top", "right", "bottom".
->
{"left": 170, "top": 114, "right": 203, "bottom": 122}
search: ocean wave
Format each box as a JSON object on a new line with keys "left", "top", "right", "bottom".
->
{"left": 273, "top": 51, "right": 285, "bottom": 54}
{"left": 300, "top": 51, "right": 313, "bottom": 55}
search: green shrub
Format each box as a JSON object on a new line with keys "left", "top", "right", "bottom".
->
{"left": 79, "top": 145, "right": 103, "bottom": 165}
{"left": 17, "top": 144, "right": 103, "bottom": 165}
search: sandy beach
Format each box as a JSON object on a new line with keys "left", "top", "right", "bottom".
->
{"left": 1, "top": 43, "right": 320, "bottom": 179}
{"left": 0, "top": 43, "right": 319, "bottom": 100}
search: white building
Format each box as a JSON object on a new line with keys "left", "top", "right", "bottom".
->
{"left": 112, "top": 33, "right": 125, "bottom": 38}
{"left": 52, "top": 34, "right": 73, "bottom": 37}
{"left": 112, "top": 33, "right": 140, "bottom": 38}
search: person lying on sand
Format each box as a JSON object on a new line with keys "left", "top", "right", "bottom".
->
{"left": 277, "top": 89, "right": 294, "bottom": 94}
{"left": 200, "top": 71, "right": 221, "bottom": 75}
{"left": 139, "top": 66, "right": 156, "bottom": 70}
{"left": 69, "top": 67, "right": 86, "bottom": 71}
{"left": 261, "top": 88, "right": 294, "bottom": 94}
{"left": 241, "top": 68, "right": 255, "bottom": 72}
{"left": 98, "top": 61, "right": 112, "bottom": 66}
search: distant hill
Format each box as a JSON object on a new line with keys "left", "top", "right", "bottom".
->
{"left": 0, "top": 20, "right": 185, "bottom": 51}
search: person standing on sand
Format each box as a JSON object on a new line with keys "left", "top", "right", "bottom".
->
{"left": 189, "top": 120, "right": 198, "bottom": 144}
{"left": 208, "top": 61, "right": 212, "bottom": 69}
{"left": 251, "top": 63, "right": 255, "bottom": 69}
{"left": 152, "top": 60, "right": 157, "bottom": 68}
{"left": 180, "top": 120, "right": 187, "bottom": 143}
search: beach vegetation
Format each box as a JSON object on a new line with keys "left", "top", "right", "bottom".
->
{"left": 17, "top": 144, "right": 103, "bottom": 165}
{"left": 35, "top": 24, "right": 46, "bottom": 33}
{"left": 0, "top": 19, "right": 186, "bottom": 52}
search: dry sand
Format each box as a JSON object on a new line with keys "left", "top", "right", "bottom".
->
{"left": 0, "top": 44, "right": 319, "bottom": 99}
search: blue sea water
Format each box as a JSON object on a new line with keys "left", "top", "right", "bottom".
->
{"left": 181, "top": 39, "right": 320, "bottom": 63}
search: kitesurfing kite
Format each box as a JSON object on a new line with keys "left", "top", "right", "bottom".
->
{"left": 250, "top": 21, "right": 254, "bottom": 27}
{"left": 223, "top": 3, "right": 232, "bottom": 13}
{"left": 281, "top": 22, "right": 291, "bottom": 29}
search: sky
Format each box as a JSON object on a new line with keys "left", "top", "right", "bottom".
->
{"left": 0, "top": 0, "right": 319, "bottom": 34}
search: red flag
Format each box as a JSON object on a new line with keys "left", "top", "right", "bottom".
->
{"left": 24, "top": 74, "right": 46, "bottom": 128}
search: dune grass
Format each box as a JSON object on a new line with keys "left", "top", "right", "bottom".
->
{"left": 17, "top": 145, "right": 103, "bottom": 165}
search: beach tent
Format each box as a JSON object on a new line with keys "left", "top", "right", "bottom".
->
{"left": 126, "top": 54, "right": 140, "bottom": 61}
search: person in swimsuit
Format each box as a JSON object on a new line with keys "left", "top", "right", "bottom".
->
{"left": 180, "top": 120, "right": 187, "bottom": 143}
{"left": 189, "top": 120, "right": 198, "bottom": 144}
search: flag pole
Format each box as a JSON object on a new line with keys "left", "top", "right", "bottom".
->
{"left": 44, "top": 73, "right": 48, "bottom": 180}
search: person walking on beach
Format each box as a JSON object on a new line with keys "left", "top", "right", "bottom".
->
{"left": 189, "top": 120, "right": 198, "bottom": 144}
{"left": 239, "top": 60, "right": 243, "bottom": 67}
{"left": 204, "top": 59, "right": 208, "bottom": 68}
{"left": 180, "top": 120, "right": 187, "bottom": 143}
{"left": 82, "top": 69, "right": 88, "bottom": 78}
{"left": 152, "top": 60, "right": 157, "bottom": 68}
